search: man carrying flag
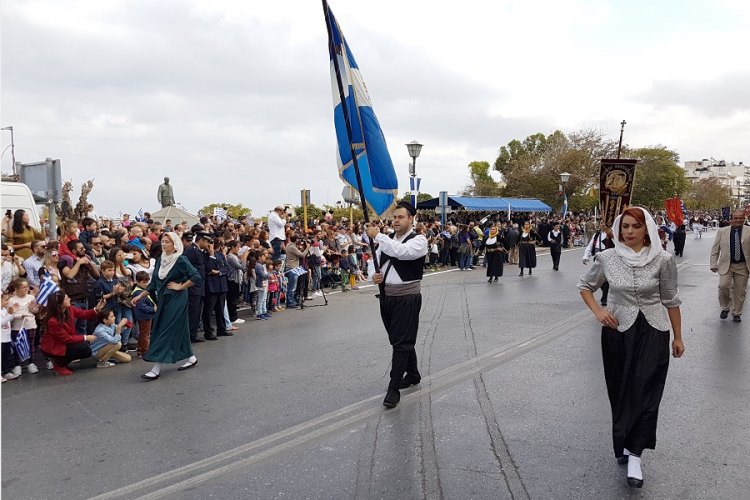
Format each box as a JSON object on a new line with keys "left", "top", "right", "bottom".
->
{"left": 366, "top": 202, "right": 428, "bottom": 408}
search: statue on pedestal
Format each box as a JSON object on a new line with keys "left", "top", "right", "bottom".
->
{"left": 157, "top": 177, "right": 176, "bottom": 208}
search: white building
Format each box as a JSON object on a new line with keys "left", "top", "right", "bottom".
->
{"left": 683, "top": 159, "right": 749, "bottom": 205}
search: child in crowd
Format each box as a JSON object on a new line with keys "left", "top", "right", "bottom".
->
{"left": 254, "top": 253, "right": 269, "bottom": 320}
{"left": 131, "top": 271, "right": 156, "bottom": 357}
{"left": 346, "top": 247, "right": 359, "bottom": 290}
{"left": 338, "top": 251, "right": 351, "bottom": 292}
{"left": 8, "top": 278, "right": 40, "bottom": 375}
{"left": 94, "top": 261, "right": 123, "bottom": 311}
{"left": 267, "top": 262, "right": 280, "bottom": 313}
{"left": 91, "top": 308, "right": 132, "bottom": 368}
{"left": 430, "top": 237, "right": 439, "bottom": 271}
{"left": 1, "top": 292, "right": 19, "bottom": 381}
{"left": 246, "top": 256, "right": 257, "bottom": 311}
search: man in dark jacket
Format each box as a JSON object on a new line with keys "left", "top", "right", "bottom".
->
{"left": 181, "top": 232, "right": 212, "bottom": 342}
{"left": 202, "top": 238, "right": 231, "bottom": 337}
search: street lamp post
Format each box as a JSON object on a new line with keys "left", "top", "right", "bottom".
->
{"left": 406, "top": 140, "right": 423, "bottom": 210}
{"left": 559, "top": 172, "right": 570, "bottom": 218}
{"left": 1, "top": 126, "right": 16, "bottom": 176}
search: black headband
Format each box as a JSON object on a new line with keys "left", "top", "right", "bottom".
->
{"left": 396, "top": 201, "right": 417, "bottom": 216}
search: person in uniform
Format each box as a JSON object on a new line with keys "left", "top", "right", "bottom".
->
{"left": 366, "top": 202, "right": 428, "bottom": 408}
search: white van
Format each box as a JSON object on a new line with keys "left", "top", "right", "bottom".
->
{"left": 1, "top": 181, "right": 43, "bottom": 230}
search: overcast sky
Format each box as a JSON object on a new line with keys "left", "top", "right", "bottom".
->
{"left": 2, "top": 0, "right": 748, "bottom": 218}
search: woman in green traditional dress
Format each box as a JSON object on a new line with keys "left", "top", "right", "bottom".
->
{"left": 131, "top": 232, "right": 201, "bottom": 381}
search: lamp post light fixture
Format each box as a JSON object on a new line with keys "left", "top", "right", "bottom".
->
{"left": 406, "top": 140, "right": 423, "bottom": 211}
{"left": 1, "top": 125, "right": 15, "bottom": 176}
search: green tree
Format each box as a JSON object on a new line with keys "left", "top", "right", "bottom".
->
{"left": 494, "top": 129, "right": 617, "bottom": 212}
{"left": 462, "top": 161, "right": 500, "bottom": 196}
{"left": 399, "top": 192, "right": 434, "bottom": 204}
{"left": 198, "top": 202, "right": 252, "bottom": 219}
{"left": 683, "top": 177, "right": 733, "bottom": 210}
{"left": 294, "top": 203, "right": 324, "bottom": 221}
{"left": 626, "top": 146, "right": 690, "bottom": 210}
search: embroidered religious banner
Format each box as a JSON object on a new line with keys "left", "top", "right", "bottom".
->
{"left": 600, "top": 159, "right": 638, "bottom": 227}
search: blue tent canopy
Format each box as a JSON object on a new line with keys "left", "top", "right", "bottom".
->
{"left": 417, "top": 196, "right": 552, "bottom": 212}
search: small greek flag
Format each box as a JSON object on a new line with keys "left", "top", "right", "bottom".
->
{"left": 11, "top": 327, "right": 31, "bottom": 363}
{"left": 137, "top": 208, "right": 144, "bottom": 222}
{"left": 36, "top": 276, "right": 59, "bottom": 307}
{"left": 286, "top": 266, "right": 308, "bottom": 277}
{"left": 562, "top": 192, "right": 569, "bottom": 220}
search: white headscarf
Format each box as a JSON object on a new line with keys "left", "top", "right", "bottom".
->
{"left": 612, "top": 206, "right": 662, "bottom": 267}
{"left": 158, "top": 232, "right": 184, "bottom": 280}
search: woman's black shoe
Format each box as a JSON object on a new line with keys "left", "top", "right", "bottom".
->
{"left": 487, "top": 278, "right": 492, "bottom": 283}
{"left": 616, "top": 455, "right": 628, "bottom": 465}
{"left": 627, "top": 477, "right": 643, "bottom": 488}
{"left": 493, "top": 277, "right": 498, "bottom": 282}
{"left": 177, "top": 359, "right": 198, "bottom": 371}
{"left": 519, "top": 271, "right": 524, "bottom": 276}
{"left": 528, "top": 269, "right": 532, "bottom": 275}
{"left": 141, "top": 371, "right": 159, "bottom": 381}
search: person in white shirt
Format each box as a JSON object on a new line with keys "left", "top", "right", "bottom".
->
{"left": 366, "top": 202, "right": 428, "bottom": 409}
{"left": 22, "top": 241, "right": 47, "bottom": 289}
{"left": 583, "top": 221, "right": 615, "bottom": 306}
{"left": 268, "top": 206, "right": 287, "bottom": 261}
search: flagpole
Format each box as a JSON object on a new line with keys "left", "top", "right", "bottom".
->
{"left": 322, "top": 0, "right": 380, "bottom": 272}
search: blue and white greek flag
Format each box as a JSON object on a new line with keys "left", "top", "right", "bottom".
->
{"left": 326, "top": 6, "right": 398, "bottom": 216}
{"left": 36, "top": 276, "right": 59, "bottom": 307}
{"left": 11, "top": 327, "right": 31, "bottom": 363}
{"left": 562, "top": 193, "right": 569, "bottom": 220}
{"left": 286, "top": 266, "right": 308, "bottom": 277}
{"left": 137, "top": 208, "right": 144, "bottom": 222}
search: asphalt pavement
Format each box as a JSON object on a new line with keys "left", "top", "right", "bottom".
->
{"left": 2, "top": 230, "right": 748, "bottom": 499}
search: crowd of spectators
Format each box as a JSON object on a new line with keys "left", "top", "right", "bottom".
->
{"left": 0, "top": 201, "right": 728, "bottom": 381}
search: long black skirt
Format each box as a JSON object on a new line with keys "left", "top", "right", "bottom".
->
{"left": 601, "top": 312, "right": 670, "bottom": 457}
{"left": 485, "top": 250, "right": 504, "bottom": 278}
{"left": 518, "top": 242, "right": 537, "bottom": 269}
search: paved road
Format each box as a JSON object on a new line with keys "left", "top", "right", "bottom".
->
{"left": 2, "top": 231, "right": 748, "bottom": 499}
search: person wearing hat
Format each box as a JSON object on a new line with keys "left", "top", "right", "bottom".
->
{"left": 181, "top": 232, "right": 212, "bottom": 342}
{"left": 366, "top": 201, "right": 428, "bottom": 409}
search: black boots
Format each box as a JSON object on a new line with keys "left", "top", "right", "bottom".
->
{"left": 384, "top": 349, "right": 414, "bottom": 408}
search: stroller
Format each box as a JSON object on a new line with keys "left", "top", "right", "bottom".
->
{"left": 320, "top": 266, "right": 343, "bottom": 289}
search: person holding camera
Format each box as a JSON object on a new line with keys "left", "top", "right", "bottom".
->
{"left": 60, "top": 240, "right": 100, "bottom": 333}
{"left": 3, "top": 209, "right": 46, "bottom": 260}
{"left": 268, "top": 206, "right": 288, "bottom": 262}
{"left": 2, "top": 244, "right": 26, "bottom": 293}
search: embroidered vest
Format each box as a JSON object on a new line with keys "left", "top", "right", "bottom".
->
{"left": 380, "top": 232, "right": 424, "bottom": 282}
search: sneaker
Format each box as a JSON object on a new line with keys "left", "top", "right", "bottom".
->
{"left": 26, "top": 363, "right": 39, "bottom": 374}
{"left": 97, "top": 360, "right": 115, "bottom": 368}
{"left": 233, "top": 318, "right": 246, "bottom": 324}
{"left": 256, "top": 315, "right": 268, "bottom": 321}
{"left": 12, "top": 366, "right": 21, "bottom": 376}
{"left": 3, "top": 372, "right": 19, "bottom": 381}
{"left": 46, "top": 360, "right": 54, "bottom": 370}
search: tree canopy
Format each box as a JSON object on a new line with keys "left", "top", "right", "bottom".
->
{"left": 463, "top": 161, "right": 500, "bottom": 196}
{"left": 494, "top": 129, "right": 616, "bottom": 211}
{"left": 626, "top": 146, "right": 690, "bottom": 210}
{"left": 683, "top": 177, "right": 732, "bottom": 210}
{"left": 197, "top": 203, "right": 252, "bottom": 219}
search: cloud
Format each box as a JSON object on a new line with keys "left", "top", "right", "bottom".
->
{"left": 636, "top": 73, "right": 750, "bottom": 117}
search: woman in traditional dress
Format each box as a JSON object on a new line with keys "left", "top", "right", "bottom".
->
{"left": 578, "top": 206, "right": 684, "bottom": 488}
{"left": 481, "top": 224, "right": 506, "bottom": 282}
{"left": 131, "top": 232, "right": 202, "bottom": 381}
{"left": 518, "top": 222, "right": 540, "bottom": 276}
{"left": 547, "top": 223, "right": 563, "bottom": 271}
